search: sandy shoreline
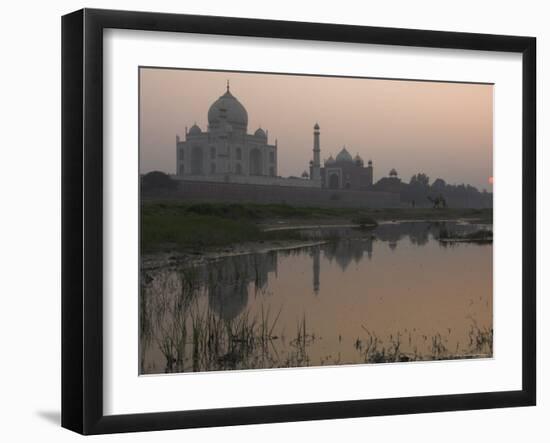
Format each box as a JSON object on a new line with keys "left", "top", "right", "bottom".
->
{"left": 141, "top": 239, "right": 329, "bottom": 271}
{"left": 259, "top": 217, "right": 487, "bottom": 232}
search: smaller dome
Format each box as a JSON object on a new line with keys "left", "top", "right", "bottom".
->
{"left": 368, "top": 159, "right": 373, "bottom": 166}
{"left": 314, "top": 122, "right": 320, "bottom": 130}
{"left": 389, "top": 168, "right": 398, "bottom": 177}
{"left": 354, "top": 154, "right": 364, "bottom": 165}
{"left": 335, "top": 147, "right": 353, "bottom": 163}
{"left": 325, "top": 155, "right": 335, "bottom": 166}
{"left": 254, "top": 127, "right": 266, "bottom": 138}
{"left": 188, "top": 123, "right": 201, "bottom": 136}
{"left": 301, "top": 170, "right": 309, "bottom": 178}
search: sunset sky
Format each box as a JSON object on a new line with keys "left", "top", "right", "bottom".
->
{"left": 139, "top": 68, "right": 493, "bottom": 191}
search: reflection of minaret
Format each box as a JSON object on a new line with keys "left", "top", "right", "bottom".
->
{"left": 311, "top": 246, "right": 320, "bottom": 294}
{"left": 365, "top": 236, "right": 373, "bottom": 259}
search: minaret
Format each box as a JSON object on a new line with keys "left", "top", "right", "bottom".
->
{"left": 366, "top": 159, "right": 374, "bottom": 186}
{"left": 311, "top": 123, "right": 321, "bottom": 182}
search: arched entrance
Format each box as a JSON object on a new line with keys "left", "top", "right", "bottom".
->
{"left": 191, "top": 146, "right": 203, "bottom": 174}
{"left": 328, "top": 173, "right": 340, "bottom": 189}
{"left": 249, "top": 148, "right": 262, "bottom": 175}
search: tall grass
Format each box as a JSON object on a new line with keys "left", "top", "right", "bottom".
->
{"left": 141, "top": 264, "right": 291, "bottom": 372}
{"left": 140, "top": 260, "right": 493, "bottom": 373}
{"left": 356, "top": 324, "right": 492, "bottom": 364}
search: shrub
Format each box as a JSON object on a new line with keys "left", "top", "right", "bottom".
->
{"left": 351, "top": 215, "right": 378, "bottom": 228}
{"left": 141, "top": 171, "right": 178, "bottom": 192}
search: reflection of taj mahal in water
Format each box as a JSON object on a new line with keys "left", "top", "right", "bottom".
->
{"left": 203, "top": 223, "right": 455, "bottom": 321}
{"left": 175, "top": 83, "right": 375, "bottom": 191}
{"left": 205, "top": 236, "right": 375, "bottom": 321}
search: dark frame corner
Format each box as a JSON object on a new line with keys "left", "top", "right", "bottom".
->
{"left": 62, "top": 8, "right": 536, "bottom": 435}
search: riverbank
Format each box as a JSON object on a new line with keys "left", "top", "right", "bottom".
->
{"left": 141, "top": 201, "right": 492, "bottom": 254}
{"left": 141, "top": 239, "right": 329, "bottom": 271}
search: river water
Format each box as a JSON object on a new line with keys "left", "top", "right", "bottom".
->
{"left": 140, "top": 221, "right": 492, "bottom": 374}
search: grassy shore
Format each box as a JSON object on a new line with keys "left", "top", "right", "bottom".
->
{"left": 141, "top": 201, "right": 492, "bottom": 253}
{"left": 141, "top": 202, "right": 304, "bottom": 252}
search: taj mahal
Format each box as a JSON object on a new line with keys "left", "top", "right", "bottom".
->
{"left": 175, "top": 83, "right": 376, "bottom": 191}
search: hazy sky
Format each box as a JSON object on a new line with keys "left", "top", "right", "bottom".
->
{"left": 140, "top": 68, "right": 493, "bottom": 190}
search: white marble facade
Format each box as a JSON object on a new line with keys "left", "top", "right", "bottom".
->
{"left": 176, "top": 83, "right": 278, "bottom": 182}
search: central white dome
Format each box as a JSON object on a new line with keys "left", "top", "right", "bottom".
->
{"left": 208, "top": 87, "right": 248, "bottom": 130}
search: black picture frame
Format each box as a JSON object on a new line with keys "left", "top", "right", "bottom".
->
{"left": 62, "top": 8, "right": 536, "bottom": 435}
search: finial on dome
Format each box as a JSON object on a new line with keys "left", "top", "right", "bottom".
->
{"left": 226, "top": 80, "right": 230, "bottom": 92}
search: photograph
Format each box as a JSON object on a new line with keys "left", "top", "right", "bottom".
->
{"left": 139, "top": 68, "right": 494, "bottom": 375}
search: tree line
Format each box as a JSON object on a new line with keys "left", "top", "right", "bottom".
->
{"left": 373, "top": 172, "right": 492, "bottom": 208}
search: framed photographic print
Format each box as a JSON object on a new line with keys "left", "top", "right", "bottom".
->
{"left": 61, "top": 8, "right": 536, "bottom": 435}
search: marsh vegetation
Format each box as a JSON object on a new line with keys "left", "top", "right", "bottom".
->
{"left": 140, "top": 219, "right": 493, "bottom": 374}
{"left": 141, "top": 201, "right": 492, "bottom": 252}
